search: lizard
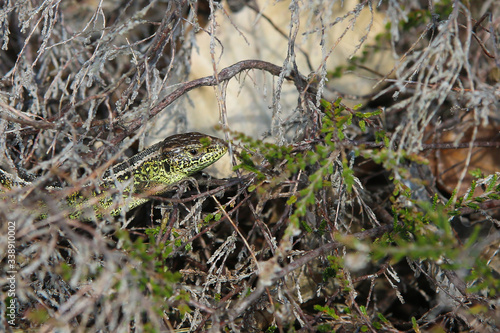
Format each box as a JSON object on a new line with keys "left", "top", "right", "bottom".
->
{"left": 0, "top": 132, "right": 228, "bottom": 218}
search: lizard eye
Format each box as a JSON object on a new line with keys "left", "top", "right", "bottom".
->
{"left": 188, "top": 149, "right": 198, "bottom": 156}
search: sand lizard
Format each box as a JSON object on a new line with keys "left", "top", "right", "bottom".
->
{"left": 0, "top": 132, "right": 228, "bottom": 217}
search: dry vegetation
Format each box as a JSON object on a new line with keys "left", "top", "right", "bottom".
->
{"left": 1, "top": 0, "right": 499, "bottom": 332}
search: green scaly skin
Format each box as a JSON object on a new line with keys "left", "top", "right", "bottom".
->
{"left": 0, "top": 132, "right": 228, "bottom": 218}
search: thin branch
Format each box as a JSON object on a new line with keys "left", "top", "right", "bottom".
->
{"left": 110, "top": 59, "right": 311, "bottom": 145}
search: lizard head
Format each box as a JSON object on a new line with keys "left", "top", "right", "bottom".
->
{"left": 159, "top": 132, "right": 228, "bottom": 176}
{"left": 106, "top": 132, "right": 227, "bottom": 194}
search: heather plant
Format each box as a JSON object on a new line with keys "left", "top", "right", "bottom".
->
{"left": 1, "top": 1, "right": 499, "bottom": 332}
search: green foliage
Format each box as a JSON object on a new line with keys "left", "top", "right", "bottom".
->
{"left": 402, "top": 9, "right": 431, "bottom": 31}
{"left": 328, "top": 65, "right": 344, "bottom": 78}
{"left": 233, "top": 149, "right": 265, "bottom": 179}
{"left": 370, "top": 169, "right": 500, "bottom": 299}
{"left": 314, "top": 304, "right": 340, "bottom": 320}
{"left": 433, "top": 0, "right": 454, "bottom": 18}
{"left": 316, "top": 324, "right": 333, "bottom": 332}
{"left": 266, "top": 326, "right": 278, "bottom": 333}
{"left": 469, "top": 168, "right": 483, "bottom": 178}
{"left": 57, "top": 262, "right": 74, "bottom": 282}
{"left": 204, "top": 212, "right": 214, "bottom": 222}
{"left": 119, "top": 231, "right": 181, "bottom": 300}
{"left": 25, "top": 307, "right": 50, "bottom": 325}
{"left": 232, "top": 91, "right": 499, "bottom": 330}
{"left": 411, "top": 317, "right": 419, "bottom": 331}
{"left": 323, "top": 255, "right": 343, "bottom": 282}
{"left": 372, "top": 202, "right": 458, "bottom": 262}
{"left": 145, "top": 226, "right": 161, "bottom": 236}
{"left": 175, "top": 290, "right": 192, "bottom": 317}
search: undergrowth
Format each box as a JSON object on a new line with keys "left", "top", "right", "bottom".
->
{"left": 1, "top": 0, "right": 499, "bottom": 332}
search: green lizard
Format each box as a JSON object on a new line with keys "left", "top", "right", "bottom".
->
{"left": 0, "top": 132, "right": 227, "bottom": 218}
